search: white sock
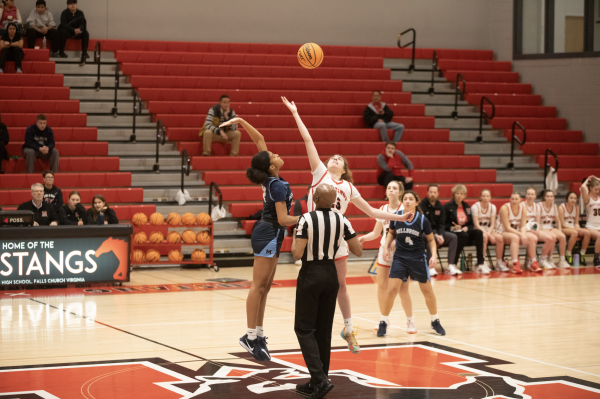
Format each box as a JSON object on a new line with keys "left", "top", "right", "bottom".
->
{"left": 530, "top": 257, "right": 537, "bottom": 262}
{"left": 430, "top": 314, "right": 439, "bottom": 322}
{"left": 257, "top": 326, "right": 264, "bottom": 338}
{"left": 540, "top": 255, "right": 547, "bottom": 261}
{"left": 406, "top": 316, "right": 414, "bottom": 323}
{"left": 560, "top": 255, "right": 566, "bottom": 261}
{"left": 566, "top": 250, "right": 572, "bottom": 256}
{"left": 512, "top": 259, "right": 518, "bottom": 264}
{"left": 380, "top": 315, "right": 389, "bottom": 324}
{"left": 344, "top": 318, "right": 353, "bottom": 334}
{"left": 247, "top": 328, "right": 257, "bottom": 341}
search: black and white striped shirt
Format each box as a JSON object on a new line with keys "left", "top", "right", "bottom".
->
{"left": 296, "top": 208, "right": 357, "bottom": 262}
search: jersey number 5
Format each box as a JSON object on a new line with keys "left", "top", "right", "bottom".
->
{"left": 405, "top": 237, "right": 414, "bottom": 246}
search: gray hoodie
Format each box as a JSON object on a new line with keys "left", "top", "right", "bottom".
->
{"left": 26, "top": 8, "right": 56, "bottom": 28}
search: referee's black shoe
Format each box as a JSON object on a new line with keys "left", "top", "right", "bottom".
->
{"left": 312, "top": 379, "right": 334, "bottom": 398}
{"left": 377, "top": 321, "right": 387, "bottom": 337}
{"left": 296, "top": 381, "right": 313, "bottom": 395}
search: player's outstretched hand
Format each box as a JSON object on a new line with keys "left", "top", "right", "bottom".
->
{"left": 219, "top": 117, "right": 242, "bottom": 128}
{"left": 429, "top": 256, "right": 437, "bottom": 269}
{"left": 281, "top": 97, "right": 298, "bottom": 114}
{"left": 398, "top": 210, "right": 415, "bottom": 222}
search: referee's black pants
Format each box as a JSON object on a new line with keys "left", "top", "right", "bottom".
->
{"left": 295, "top": 261, "right": 340, "bottom": 385}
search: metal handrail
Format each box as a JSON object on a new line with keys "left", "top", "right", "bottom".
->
{"left": 451, "top": 73, "right": 466, "bottom": 119}
{"left": 130, "top": 91, "right": 142, "bottom": 143}
{"left": 111, "top": 63, "right": 120, "bottom": 117}
{"left": 543, "top": 149, "right": 559, "bottom": 190}
{"left": 397, "top": 28, "right": 416, "bottom": 73}
{"left": 180, "top": 149, "right": 191, "bottom": 193}
{"left": 476, "top": 96, "right": 495, "bottom": 143}
{"left": 153, "top": 119, "right": 166, "bottom": 174}
{"left": 208, "top": 182, "right": 223, "bottom": 217}
{"left": 428, "top": 51, "right": 438, "bottom": 96}
{"left": 93, "top": 41, "right": 101, "bottom": 91}
{"left": 508, "top": 121, "right": 527, "bottom": 170}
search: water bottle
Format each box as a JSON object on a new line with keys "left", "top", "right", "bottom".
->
{"left": 42, "top": 37, "right": 46, "bottom": 50}
{"left": 98, "top": 213, "right": 105, "bottom": 225}
{"left": 574, "top": 253, "right": 580, "bottom": 267}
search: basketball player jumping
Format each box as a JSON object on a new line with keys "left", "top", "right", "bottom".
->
{"left": 282, "top": 97, "right": 414, "bottom": 354}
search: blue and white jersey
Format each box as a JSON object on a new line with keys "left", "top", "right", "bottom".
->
{"left": 389, "top": 210, "right": 433, "bottom": 258}
{"left": 261, "top": 176, "right": 293, "bottom": 221}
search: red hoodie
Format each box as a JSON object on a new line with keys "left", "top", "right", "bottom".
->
{"left": 376, "top": 149, "right": 414, "bottom": 177}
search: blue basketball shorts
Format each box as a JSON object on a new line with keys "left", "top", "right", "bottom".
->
{"left": 251, "top": 221, "right": 285, "bottom": 258}
{"left": 389, "top": 254, "right": 430, "bottom": 283}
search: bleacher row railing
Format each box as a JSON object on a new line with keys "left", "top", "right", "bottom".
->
{"left": 93, "top": 41, "right": 101, "bottom": 91}
{"left": 451, "top": 73, "right": 466, "bottom": 119}
{"left": 130, "top": 91, "right": 142, "bottom": 143}
{"left": 397, "top": 28, "right": 416, "bottom": 72}
{"left": 508, "top": 121, "right": 526, "bottom": 170}
{"left": 477, "top": 96, "right": 495, "bottom": 143}
{"left": 153, "top": 119, "right": 166, "bottom": 174}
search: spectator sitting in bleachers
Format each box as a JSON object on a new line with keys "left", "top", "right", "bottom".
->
{"left": 471, "top": 189, "right": 502, "bottom": 274}
{"left": 0, "top": 115, "right": 8, "bottom": 174}
{"left": 58, "top": 190, "right": 87, "bottom": 225}
{"left": 201, "top": 95, "right": 241, "bottom": 157}
{"left": 58, "top": 0, "right": 88, "bottom": 65}
{"left": 42, "top": 170, "right": 63, "bottom": 211}
{"left": 559, "top": 191, "right": 590, "bottom": 266}
{"left": 87, "top": 194, "right": 118, "bottom": 225}
{"left": 22, "top": 114, "right": 59, "bottom": 173}
{"left": 363, "top": 90, "right": 405, "bottom": 142}
{"left": 0, "top": 22, "right": 23, "bottom": 74}
{"left": 444, "top": 184, "right": 485, "bottom": 275}
{"left": 26, "top": 0, "right": 59, "bottom": 56}
{"left": 0, "top": 0, "right": 22, "bottom": 35}
{"left": 377, "top": 141, "right": 414, "bottom": 191}
{"left": 17, "top": 182, "right": 58, "bottom": 226}
{"left": 419, "top": 184, "right": 458, "bottom": 277}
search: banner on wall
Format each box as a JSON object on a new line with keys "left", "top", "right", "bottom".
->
{"left": 0, "top": 236, "right": 130, "bottom": 286}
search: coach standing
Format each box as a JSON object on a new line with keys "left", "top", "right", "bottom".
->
{"left": 292, "top": 184, "right": 363, "bottom": 399}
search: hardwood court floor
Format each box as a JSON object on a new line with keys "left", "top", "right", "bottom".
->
{"left": 1, "top": 262, "right": 600, "bottom": 398}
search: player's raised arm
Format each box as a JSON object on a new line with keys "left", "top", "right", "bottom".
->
{"left": 352, "top": 196, "right": 414, "bottom": 222}
{"left": 282, "top": 97, "right": 320, "bottom": 173}
{"left": 220, "top": 117, "right": 267, "bottom": 152}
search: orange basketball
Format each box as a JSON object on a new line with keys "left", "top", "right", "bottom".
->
{"left": 191, "top": 249, "right": 206, "bottom": 262}
{"left": 196, "top": 230, "right": 211, "bottom": 245}
{"left": 196, "top": 212, "right": 212, "bottom": 226}
{"left": 297, "top": 43, "right": 324, "bottom": 69}
{"left": 168, "top": 249, "right": 183, "bottom": 262}
{"left": 181, "top": 229, "right": 196, "bottom": 244}
{"left": 181, "top": 213, "right": 196, "bottom": 226}
{"left": 148, "top": 231, "right": 164, "bottom": 244}
{"left": 149, "top": 212, "right": 165, "bottom": 226}
{"left": 132, "top": 213, "right": 148, "bottom": 226}
{"left": 133, "top": 232, "right": 147, "bottom": 244}
{"left": 166, "top": 231, "right": 181, "bottom": 244}
{"left": 167, "top": 213, "right": 182, "bottom": 226}
{"left": 131, "top": 249, "right": 145, "bottom": 262}
{"left": 146, "top": 249, "right": 161, "bottom": 263}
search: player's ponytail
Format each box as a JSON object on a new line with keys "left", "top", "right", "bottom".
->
{"left": 246, "top": 151, "right": 271, "bottom": 185}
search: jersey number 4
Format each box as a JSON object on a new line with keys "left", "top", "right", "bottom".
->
{"left": 405, "top": 237, "right": 414, "bottom": 246}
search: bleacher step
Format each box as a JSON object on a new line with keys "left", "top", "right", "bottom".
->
{"left": 131, "top": 172, "right": 200, "bottom": 183}
{"left": 465, "top": 143, "right": 522, "bottom": 155}
{"left": 391, "top": 71, "right": 447, "bottom": 82}
{"left": 496, "top": 169, "right": 545, "bottom": 182}
{"left": 435, "top": 119, "right": 493, "bottom": 129}
{"left": 70, "top": 89, "right": 134, "bottom": 101}
{"left": 120, "top": 157, "right": 185, "bottom": 170}
{"left": 64, "top": 76, "right": 130, "bottom": 88}
{"left": 51, "top": 51, "right": 115, "bottom": 63}
{"left": 480, "top": 156, "right": 539, "bottom": 169}
{"left": 402, "top": 82, "right": 453, "bottom": 93}
{"left": 383, "top": 59, "right": 434, "bottom": 70}
{"left": 449, "top": 130, "right": 506, "bottom": 142}
{"left": 412, "top": 93, "right": 467, "bottom": 105}
{"left": 98, "top": 129, "right": 157, "bottom": 142}
{"left": 426, "top": 105, "right": 479, "bottom": 117}
{"left": 81, "top": 103, "right": 150, "bottom": 114}
{"left": 143, "top": 188, "right": 210, "bottom": 200}
{"left": 108, "top": 142, "right": 176, "bottom": 153}
{"left": 56, "top": 63, "right": 120, "bottom": 75}
{"left": 87, "top": 115, "right": 154, "bottom": 127}
{"left": 154, "top": 204, "right": 229, "bottom": 217}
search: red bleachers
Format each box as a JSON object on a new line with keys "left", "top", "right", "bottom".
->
{"left": 0, "top": 100, "right": 80, "bottom": 114}
{"left": 1, "top": 113, "right": 86, "bottom": 127}
{"left": 466, "top": 93, "right": 542, "bottom": 106}
{"left": 504, "top": 130, "right": 582, "bottom": 142}
{"left": 521, "top": 143, "right": 598, "bottom": 155}
{"left": 1, "top": 157, "right": 119, "bottom": 173}
{"left": 536, "top": 155, "right": 600, "bottom": 169}
{"left": 0, "top": 74, "right": 63, "bottom": 87}
{"left": 22, "top": 48, "right": 51, "bottom": 61}
{"left": 6, "top": 142, "right": 107, "bottom": 156}
{"left": 0, "top": 188, "right": 143, "bottom": 206}
{"left": 0, "top": 173, "right": 131, "bottom": 189}
{"left": 8, "top": 127, "right": 98, "bottom": 142}
{"left": 437, "top": 59, "right": 512, "bottom": 72}
{"left": 491, "top": 118, "right": 566, "bottom": 130}
{"left": 482, "top": 105, "right": 556, "bottom": 118}
{"left": 444, "top": 70, "right": 520, "bottom": 83}
{"left": 0, "top": 87, "right": 71, "bottom": 100}
{"left": 556, "top": 169, "right": 600, "bottom": 182}
{"left": 1, "top": 61, "right": 55, "bottom": 74}
{"left": 463, "top": 83, "right": 531, "bottom": 94}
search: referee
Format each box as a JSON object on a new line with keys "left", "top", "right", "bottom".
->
{"left": 292, "top": 184, "right": 363, "bottom": 399}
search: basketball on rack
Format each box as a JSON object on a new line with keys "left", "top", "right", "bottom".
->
{"left": 181, "top": 213, "right": 196, "bottom": 227}
{"left": 191, "top": 249, "right": 206, "bottom": 262}
{"left": 131, "top": 249, "right": 145, "bottom": 262}
{"left": 133, "top": 232, "right": 147, "bottom": 244}
{"left": 196, "top": 212, "right": 211, "bottom": 226}
{"left": 145, "top": 249, "right": 160, "bottom": 263}
{"left": 166, "top": 231, "right": 181, "bottom": 244}
{"left": 181, "top": 230, "right": 196, "bottom": 244}
{"left": 167, "top": 213, "right": 182, "bottom": 226}
{"left": 149, "top": 212, "right": 165, "bottom": 226}
{"left": 196, "top": 230, "right": 210, "bottom": 245}
{"left": 297, "top": 43, "right": 324, "bottom": 69}
{"left": 168, "top": 249, "right": 183, "bottom": 262}
{"left": 131, "top": 213, "right": 148, "bottom": 226}
{"left": 148, "top": 231, "right": 164, "bottom": 244}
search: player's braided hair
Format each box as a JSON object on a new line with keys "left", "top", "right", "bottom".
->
{"left": 246, "top": 151, "right": 271, "bottom": 185}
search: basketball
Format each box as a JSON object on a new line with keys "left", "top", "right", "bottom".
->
{"left": 168, "top": 249, "right": 183, "bottom": 262}
{"left": 166, "top": 231, "right": 181, "bottom": 244}
{"left": 297, "top": 43, "right": 324, "bottom": 69}
{"left": 196, "top": 230, "right": 211, "bottom": 245}
{"left": 133, "top": 232, "right": 147, "bottom": 244}
{"left": 149, "top": 212, "right": 165, "bottom": 226}
{"left": 148, "top": 231, "right": 164, "bottom": 244}
{"left": 132, "top": 213, "right": 148, "bottom": 226}
{"left": 181, "top": 229, "right": 196, "bottom": 244}
{"left": 191, "top": 249, "right": 206, "bottom": 262}
{"left": 196, "top": 212, "right": 211, "bottom": 226}
{"left": 131, "top": 249, "right": 145, "bottom": 262}
{"left": 145, "top": 249, "right": 160, "bottom": 263}
{"left": 167, "top": 213, "right": 182, "bottom": 226}
{"left": 181, "top": 213, "right": 196, "bottom": 226}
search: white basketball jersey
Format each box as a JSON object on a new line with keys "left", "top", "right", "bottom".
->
{"left": 495, "top": 203, "right": 523, "bottom": 233}
{"left": 308, "top": 162, "right": 361, "bottom": 214}
{"left": 523, "top": 202, "right": 539, "bottom": 224}
{"left": 560, "top": 203, "right": 577, "bottom": 229}
{"left": 539, "top": 203, "right": 558, "bottom": 230}
{"left": 585, "top": 192, "right": 600, "bottom": 230}
{"left": 471, "top": 202, "right": 496, "bottom": 232}
{"left": 376, "top": 203, "right": 404, "bottom": 247}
